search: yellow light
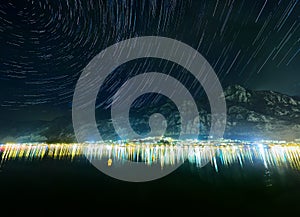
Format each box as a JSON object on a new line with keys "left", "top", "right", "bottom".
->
{"left": 108, "top": 158, "right": 112, "bottom": 166}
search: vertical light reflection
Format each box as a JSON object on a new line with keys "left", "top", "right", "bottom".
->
{"left": 0, "top": 141, "right": 300, "bottom": 172}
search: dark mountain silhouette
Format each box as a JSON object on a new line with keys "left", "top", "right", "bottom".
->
{"left": 1, "top": 85, "right": 300, "bottom": 143}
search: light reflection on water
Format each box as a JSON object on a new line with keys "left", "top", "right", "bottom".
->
{"left": 1, "top": 142, "right": 300, "bottom": 172}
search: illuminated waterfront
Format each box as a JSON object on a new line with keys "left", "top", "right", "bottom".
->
{"left": 1, "top": 140, "right": 300, "bottom": 172}
{"left": 1, "top": 140, "right": 300, "bottom": 213}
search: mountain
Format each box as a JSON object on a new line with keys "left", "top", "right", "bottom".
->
{"left": 224, "top": 85, "right": 300, "bottom": 141}
{"left": 1, "top": 84, "right": 300, "bottom": 143}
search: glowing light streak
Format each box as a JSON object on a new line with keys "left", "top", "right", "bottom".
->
{"left": 1, "top": 141, "right": 300, "bottom": 173}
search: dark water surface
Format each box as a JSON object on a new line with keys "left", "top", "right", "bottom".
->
{"left": 0, "top": 157, "right": 299, "bottom": 215}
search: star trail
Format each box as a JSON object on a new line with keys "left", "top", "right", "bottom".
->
{"left": 0, "top": 0, "right": 299, "bottom": 119}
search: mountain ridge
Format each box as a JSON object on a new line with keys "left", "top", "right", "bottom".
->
{"left": 1, "top": 84, "right": 300, "bottom": 143}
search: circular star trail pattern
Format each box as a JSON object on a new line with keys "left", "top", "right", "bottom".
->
{"left": 0, "top": 0, "right": 299, "bottom": 115}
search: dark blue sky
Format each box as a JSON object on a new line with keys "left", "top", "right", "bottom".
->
{"left": 0, "top": 0, "right": 299, "bottom": 120}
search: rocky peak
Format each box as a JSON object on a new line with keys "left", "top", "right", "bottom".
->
{"left": 262, "top": 91, "right": 299, "bottom": 106}
{"left": 225, "top": 85, "right": 251, "bottom": 103}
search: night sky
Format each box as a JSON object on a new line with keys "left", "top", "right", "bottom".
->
{"left": 0, "top": 0, "right": 299, "bottom": 121}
